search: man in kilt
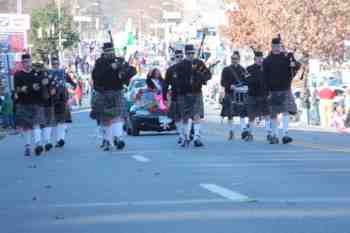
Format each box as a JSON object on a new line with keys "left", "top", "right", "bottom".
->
{"left": 174, "top": 44, "right": 211, "bottom": 147}
{"left": 244, "top": 51, "right": 271, "bottom": 141}
{"left": 163, "top": 49, "right": 185, "bottom": 145}
{"left": 14, "top": 54, "right": 47, "bottom": 156}
{"left": 92, "top": 42, "right": 136, "bottom": 151}
{"left": 220, "top": 51, "right": 249, "bottom": 140}
{"left": 49, "top": 57, "right": 77, "bottom": 148}
{"left": 263, "top": 37, "right": 301, "bottom": 144}
{"left": 32, "top": 62, "right": 56, "bottom": 152}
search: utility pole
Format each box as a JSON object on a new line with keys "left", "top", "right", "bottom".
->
{"left": 16, "top": 0, "right": 22, "bottom": 14}
{"left": 57, "top": 0, "right": 63, "bottom": 63}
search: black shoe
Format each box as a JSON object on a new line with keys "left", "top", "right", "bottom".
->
{"left": 24, "top": 147, "right": 31, "bottom": 157}
{"left": 181, "top": 139, "right": 190, "bottom": 148}
{"left": 55, "top": 139, "right": 65, "bottom": 148}
{"left": 117, "top": 140, "right": 126, "bottom": 150}
{"left": 282, "top": 136, "right": 293, "bottom": 144}
{"left": 35, "top": 145, "right": 44, "bottom": 156}
{"left": 244, "top": 132, "right": 253, "bottom": 142}
{"left": 100, "top": 139, "right": 107, "bottom": 148}
{"left": 45, "top": 143, "right": 53, "bottom": 152}
{"left": 113, "top": 137, "right": 119, "bottom": 147}
{"left": 177, "top": 137, "right": 184, "bottom": 145}
{"left": 103, "top": 141, "right": 111, "bottom": 151}
{"left": 267, "top": 134, "right": 273, "bottom": 142}
{"left": 194, "top": 139, "right": 204, "bottom": 147}
{"left": 269, "top": 136, "right": 279, "bottom": 144}
{"left": 228, "top": 130, "right": 234, "bottom": 140}
{"left": 241, "top": 131, "right": 249, "bottom": 140}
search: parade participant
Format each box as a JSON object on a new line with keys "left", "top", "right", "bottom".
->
{"left": 163, "top": 49, "right": 185, "bottom": 144}
{"left": 174, "top": 44, "right": 211, "bottom": 147}
{"left": 263, "top": 37, "right": 301, "bottom": 144}
{"left": 220, "top": 51, "right": 249, "bottom": 140}
{"left": 14, "top": 54, "right": 47, "bottom": 156}
{"left": 32, "top": 62, "right": 56, "bottom": 152}
{"left": 49, "top": 57, "right": 77, "bottom": 148}
{"left": 245, "top": 51, "right": 271, "bottom": 141}
{"left": 92, "top": 42, "right": 136, "bottom": 151}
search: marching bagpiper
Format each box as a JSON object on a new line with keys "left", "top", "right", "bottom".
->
{"left": 91, "top": 42, "right": 136, "bottom": 151}
{"left": 14, "top": 54, "right": 47, "bottom": 156}
{"left": 163, "top": 49, "right": 185, "bottom": 145}
{"left": 263, "top": 37, "right": 301, "bottom": 144}
{"left": 49, "top": 57, "right": 77, "bottom": 148}
{"left": 220, "top": 51, "right": 249, "bottom": 140}
{"left": 173, "top": 44, "right": 212, "bottom": 147}
{"left": 244, "top": 51, "right": 271, "bottom": 141}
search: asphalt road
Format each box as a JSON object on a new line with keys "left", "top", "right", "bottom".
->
{"left": 1, "top": 107, "right": 350, "bottom": 233}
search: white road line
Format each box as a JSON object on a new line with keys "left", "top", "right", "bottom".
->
{"left": 72, "top": 108, "right": 91, "bottom": 114}
{"left": 132, "top": 155, "right": 150, "bottom": 163}
{"left": 200, "top": 183, "right": 253, "bottom": 202}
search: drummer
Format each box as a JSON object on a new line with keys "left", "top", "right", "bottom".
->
{"left": 220, "top": 51, "right": 249, "bottom": 140}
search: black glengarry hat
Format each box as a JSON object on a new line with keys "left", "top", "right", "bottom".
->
{"left": 271, "top": 37, "right": 281, "bottom": 44}
{"left": 185, "top": 44, "right": 195, "bottom": 53}
{"left": 103, "top": 42, "right": 114, "bottom": 51}
{"left": 21, "top": 53, "right": 31, "bottom": 60}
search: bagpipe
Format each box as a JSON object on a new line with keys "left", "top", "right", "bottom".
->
{"left": 277, "top": 34, "right": 301, "bottom": 79}
{"left": 107, "top": 30, "right": 137, "bottom": 83}
{"left": 191, "top": 33, "right": 220, "bottom": 82}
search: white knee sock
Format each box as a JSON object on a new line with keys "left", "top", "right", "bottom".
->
{"left": 175, "top": 122, "right": 184, "bottom": 139}
{"left": 184, "top": 121, "right": 192, "bottom": 139}
{"left": 24, "top": 130, "right": 32, "bottom": 146}
{"left": 193, "top": 123, "right": 201, "bottom": 140}
{"left": 228, "top": 119, "right": 234, "bottom": 132}
{"left": 43, "top": 127, "right": 52, "bottom": 144}
{"left": 32, "top": 126, "right": 42, "bottom": 145}
{"left": 112, "top": 122, "right": 124, "bottom": 138}
{"left": 240, "top": 117, "right": 246, "bottom": 131}
{"left": 247, "top": 121, "right": 253, "bottom": 133}
{"left": 282, "top": 114, "right": 289, "bottom": 136}
{"left": 271, "top": 119, "right": 278, "bottom": 136}
{"left": 57, "top": 124, "right": 66, "bottom": 141}
{"left": 265, "top": 118, "right": 272, "bottom": 134}
{"left": 104, "top": 126, "right": 112, "bottom": 144}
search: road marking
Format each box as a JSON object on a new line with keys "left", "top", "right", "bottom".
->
{"left": 50, "top": 208, "right": 350, "bottom": 224}
{"left": 200, "top": 183, "right": 253, "bottom": 202}
{"left": 132, "top": 155, "right": 150, "bottom": 163}
{"left": 71, "top": 108, "right": 91, "bottom": 114}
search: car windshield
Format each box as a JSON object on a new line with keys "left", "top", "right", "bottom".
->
{"left": 129, "top": 79, "right": 146, "bottom": 91}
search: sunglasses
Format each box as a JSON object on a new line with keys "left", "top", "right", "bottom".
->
{"left": 175, "top": 55, "right": 184, "bottom": 58}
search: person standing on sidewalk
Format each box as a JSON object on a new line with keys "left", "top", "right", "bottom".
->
{"left": 318, "top": 82, "right": 336, "bottom": 127}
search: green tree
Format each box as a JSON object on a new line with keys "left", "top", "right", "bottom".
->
{"left": 29, "top": 3, "right": 79, "bottom": 63}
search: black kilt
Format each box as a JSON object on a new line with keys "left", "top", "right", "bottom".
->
{"left": 54, "top": 102, "right": 72, "bottom": 124}
{"left": 177, "top": 93, "right": 204, "bottom": 119}
{"left": 90, "top": 91, "right": 98, "bottom": 120}
{"left": 15, "top": 104, "right": 45, "bottom": 128}
{"left": 269, "top": 90, "right": 297, "bottom": 117}
{"left": 167, "top": 99, "right": 183, "bottom": 121}
{"left": 43, "top": 106, "right": 56, "bottom": 127}
{"left": 247, "top": 96, "right": 270, "bottom": 119}
{"left": 93, "top": 90, "right": 127, "bottom": 123}
{"left": 221, "top": 93, "right": 248, "bottom": 118}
